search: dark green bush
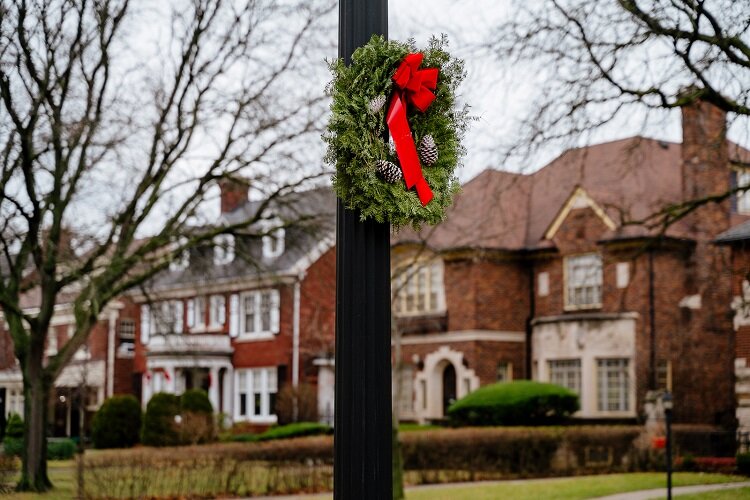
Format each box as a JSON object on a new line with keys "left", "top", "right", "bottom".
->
{"left": 180, "top": 389, "right": 215, "bottom": 445}
{"left": 5, "top": 413, "right": 23, "bottom": 438}
{"left": 737, "top": 452, "right": 750, "bottom": 476}
{"left": 141, "top": 393, "right": 181, "bottom": 447}
{"left": 2, "top": 438, "right": 22, "bottom": 457}
{"left": 230, "top": 422, "right": 333, "bottom": 443}
{"left": 180, "top": 389, "right": 213, "bottom": 414}
{"left": 448, "top": 381, "right": 579, "bottom": 426}
{"left": 92, "top": 395, "right": 142, "bottom": 449}
{"left": 47, "top": 438, "right": 76, "bottom": 460}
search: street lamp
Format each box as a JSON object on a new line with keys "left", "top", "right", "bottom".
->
{"left": 663, "top": 392, "right": 674, "bottom": 500}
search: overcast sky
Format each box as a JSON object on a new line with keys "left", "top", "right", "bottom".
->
{"left": 388, "top": 0, "right": 745, "bottom": 182}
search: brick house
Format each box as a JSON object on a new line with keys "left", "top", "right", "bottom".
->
{"left": 0, "top": 291, "right": 138, "bottom": 437}
{"left": 131, "top": 183, "right": 336, "bottom": 427}
{"left": 393, "top": 99, "right": 749, "bottom": 426}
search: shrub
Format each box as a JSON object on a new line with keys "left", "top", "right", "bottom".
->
{"left": 3, "top": 413, "right": 23, "bottom": 457}
{"left": 275, "top": 384, "right": 318, "bottom": 425}
{"left": 180, "top": 389, "right": 215, "bottom": 445}
{"left": 737, "top": 452, "right": 750, "bottom": 476}
{"left": 141, "top": 392, "right": 181, "bottom": 447}
{"left": 4, "top": 413, "right": 23, "bottom": 438}
{"left": 448, "top": 381, "right": 579, "bottom": 426}
{"left": 47, "top": 438, "right": 76, "bottom": 460}
{"left": 91, "top": 395, "right": 142, "bottom": 449}
{"left": 230, "top": 422, "right": 333, "bottom": 443}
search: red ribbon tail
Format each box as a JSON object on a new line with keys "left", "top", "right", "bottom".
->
{"left": 386, "top": 92, "right": 434, "bottom": 207}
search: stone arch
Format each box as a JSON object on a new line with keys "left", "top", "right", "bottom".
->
{"left": 414, "top": 346, "right": 479, "bottom": 422}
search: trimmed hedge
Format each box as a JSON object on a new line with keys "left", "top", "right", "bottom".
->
{"left": 230, "top": 422, "right": 333, "bottom": 443}
{"left": 141, "top": 393, "right": 181, "bottom": 447}
{"left": 47, "top": 438, "right": 76, "bottom": 460}
{"left": 92, "top": 395, "right": 142, "bottom": 449}
{"left": 180, "top": 389, "right": 215, "bottom": 444}
{"left": 448, "top": 381, "right": 579, "bottom": 426}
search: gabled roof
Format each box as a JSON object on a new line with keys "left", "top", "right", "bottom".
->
{"left": 397, "top": 136, "right": 748, "bottom": 251}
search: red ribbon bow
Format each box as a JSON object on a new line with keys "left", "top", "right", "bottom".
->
{"left": 387, "top": 53, "right": 439, "bottom": 206}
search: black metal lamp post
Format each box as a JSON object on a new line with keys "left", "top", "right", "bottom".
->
{"left": 334, "top": 1, "right": 392, "bottom": 499}
{"left": 663, "top": 391, "right": 674, "bottom": 500}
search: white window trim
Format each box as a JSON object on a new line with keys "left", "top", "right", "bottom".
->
{"left": 213, "top": 234, "right": 236, "bottom": 266}
{"left": 233, "top": 367, "right": 278, "bottom": 423}
{"left": 238, "top": 289, "right": 280, "bottom": 340}
{"left": 548, "top": 358, "right": 582, "bottom": 394}
{"left": 564, "top": 253, "right": 603, "bottom": 311}
{"left": 595, "top": 358, "right": 634, "bottom": 416}
{"left": 393, "top": 259, "right": 446, "bottom": 317}
{"left": 738, "top": 169, "right": 750, "bottom": 215}
{"left": 209, "top": 294, "right": 226, "bottom": 329}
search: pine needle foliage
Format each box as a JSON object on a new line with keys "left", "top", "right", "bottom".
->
{"left": 325, "top": 35, "right": 469, "bottom": 229}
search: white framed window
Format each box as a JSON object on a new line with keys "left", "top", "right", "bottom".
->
{"left": 393, "top": 259, "right": 445, "bottom": 316}
{"left": 496, "top": 362, "right": 513, "bottom": 382}
{"left": 213, "top": 234, "right": 235, "bottom": 265}
{"left": 393, "top": 365, "right": 414, "bottom": 414}
{"left": 235, "top": 367, "right": 278, "bottom": 422}
{"left": 549, "top": 359, "right": 582, "bottom": 394}
{"left": 46, "top": 330, "right": 58, "bottom": 355}
{"left": 616, "top": 262, "right": 630, "bottom": 289}
{"left": 152, "top": 300, "right": 184, "bottom": 335}
{"left": 209, "top": 294, "right": 226, "bottom": 327}
{"left": 565, "top": 253, "right": 603, "bottom": 309}
{"left": 169, "top": 237, "right": 190, "bottom": 272}
{"left": 187, "top": 296, "right": 206, "bottom": 329}
{"left": 538, "top": 272, "right": 550, "bottom": 297}
{"left": 738, "top": 169, "right": 750, "bottom": 214}
{"left": 262, "top": 218, "right": 285, "bottom": 260}
{"left": 597, "top": 358, "right": 630, "bottom": 412}
{"left": 240, "top": 289, "right": 280, "bottom": 337}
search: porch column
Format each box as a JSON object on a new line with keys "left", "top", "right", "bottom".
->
{"left": 209, "top": 366, "right": 220, "bottom": 412}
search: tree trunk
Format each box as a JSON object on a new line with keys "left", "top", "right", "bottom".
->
{"left": 18, "top": 352, "right": 52, "bottom": 492}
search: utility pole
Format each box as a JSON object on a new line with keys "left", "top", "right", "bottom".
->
{"left": 334, "top": 1, "right": 392, "bottom": 499}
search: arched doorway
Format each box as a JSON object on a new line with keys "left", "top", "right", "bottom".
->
{"left": 442, "top": 363, "right": 456, "bottom": 416}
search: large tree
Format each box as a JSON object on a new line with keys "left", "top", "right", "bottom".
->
{"left": 487, "top": 0, "right": 750, "bottom": 175}
{"left": 0, "top": 0, "right": 333, "bottom": 491}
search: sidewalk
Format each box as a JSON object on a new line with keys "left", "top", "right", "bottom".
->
{"left": 252, "top": 480, "right": 750, "bottom": 500}
{"left": 592, "top": 480, "right": 750, "bottom": 499}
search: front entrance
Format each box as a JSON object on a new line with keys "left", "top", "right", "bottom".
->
{"left": 442, "top": 363, "right": 456, "bottom": 416}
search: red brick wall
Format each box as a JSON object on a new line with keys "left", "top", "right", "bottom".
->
{"left": 299, "top": 247, "right": 336, "bottom": 382}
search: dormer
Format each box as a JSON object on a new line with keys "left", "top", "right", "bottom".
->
{"left": 213, "top": 234, "right": 235, "bottom": 265}
{"left": 262, "top": 217, "right": 285, "bottom": 260}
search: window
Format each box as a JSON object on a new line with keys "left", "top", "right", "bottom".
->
{"left": 169, "top": 237, "right": 190, "bottom": 272}
{"left": 565, "top": 253, "right": 603, "bottom": 309}
{"left": 538, "top": 272, "right": 550, "bottom": 297}
{"left": 597, "top": 359, "right": 630, "bottom": 412}
{"left": 496, "top": 362, "right": 513, "bottom": 382}
{"left": 213, "top": 234, "right": 235, "bottom": 265}
{"left": 549, "top": 359, "right": 582, "bottom": 394}
{"left": 656, "top": 359, "right": 672, "bottom": 391}
{"left": 393, "top": 366, "right": 414, "bottom": 414}
{"left": 118, "top": 319, "right": 136, "bottom": 355}
{"left": 241, "top": 290, "right": 279, "bottom": 336}
{"left": 188, "top": 296, "right": 206, "bottom": 329}
{"left": 209, "top": 295, "right": 226, "bottom": 327}
{"left": 46, "top": 330, "right": 58, "bottom": 356}
{"left": 262, "top": 219, "right": 285, "bottom": 259}
{"left": 235, "top": 367, "right": 278, "bottom": 421}
{"left": 152, "top": 300, "right": 183, "bottom": 335}
{"left": 393, "top": 260, "right": 445, "bottom": 315}
{"left": 616, "top": 262, "right": 630, "bottom": 289}
{"left": 738, "top": 170, "right": 750, "bottom": 214}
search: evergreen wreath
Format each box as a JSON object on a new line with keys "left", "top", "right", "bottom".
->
{"left": 325, "top": 34, "right": 469, "bottom": 229}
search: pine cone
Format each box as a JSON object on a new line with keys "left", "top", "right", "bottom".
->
{"left": 418, "top": 135, "right": 438, "bottom": 166}
{"left": 368, "top": 95, "right": 387, "bottom": 114}
{"left": 376, "top": 160, "right": 402, "bottom": 183}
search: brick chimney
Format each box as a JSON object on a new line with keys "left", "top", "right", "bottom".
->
{"left": 681, "top": 92, "right": 729, "bottom": 211}
{"left": 219, "top": 177, "right": 249, "bottom": 214}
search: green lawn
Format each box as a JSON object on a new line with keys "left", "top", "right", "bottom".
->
{"left": 6, "top": 460, "right": 76, "bottom": 500}
{"left": 403, "top": 474, "right": 745, "bottom": 500}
